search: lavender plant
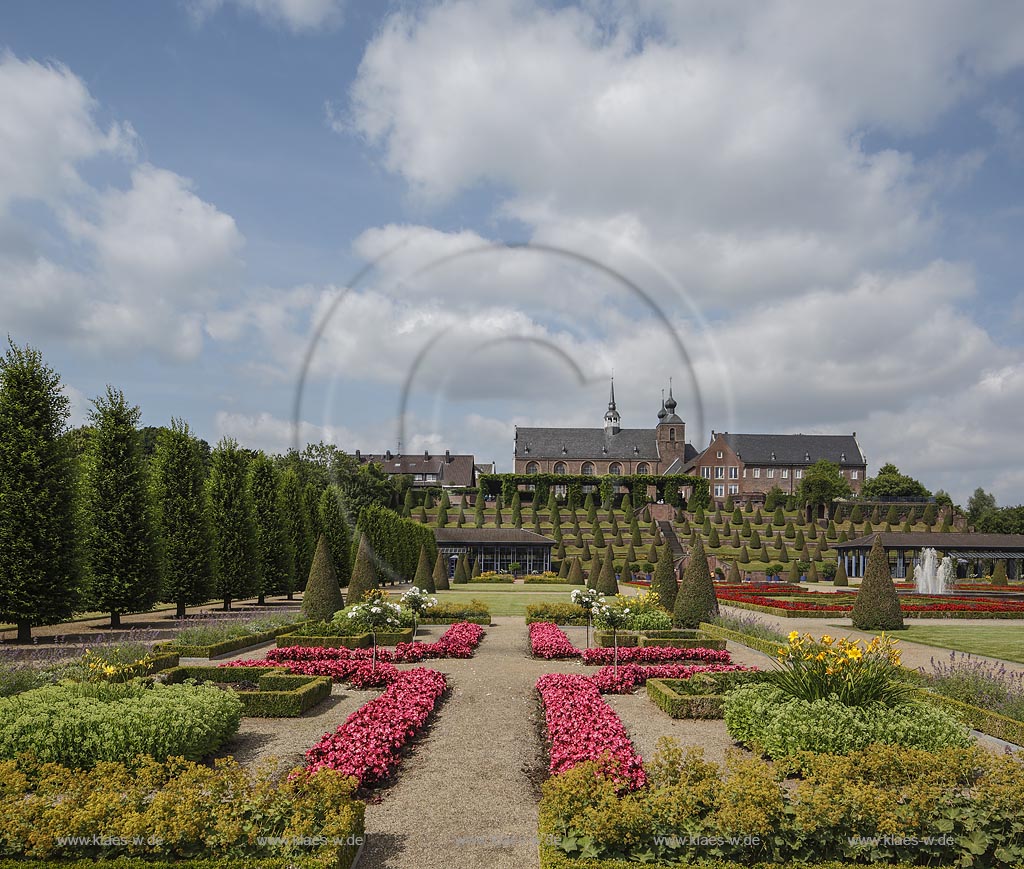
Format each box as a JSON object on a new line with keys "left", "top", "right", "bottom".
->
{"left": 926, "top": 652, "right": 1024, "bottom": 721}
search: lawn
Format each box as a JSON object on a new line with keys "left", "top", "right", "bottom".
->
{"left": 883, "top": 624, "right": 1024, "bottom": 664}
{"left": 398, "top": 585, "right": 581, "bottom": 616}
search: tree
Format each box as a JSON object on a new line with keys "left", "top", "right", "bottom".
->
{"left": 248, "top": 453, "right": 295, "bottom": 605}
{"left": 592, "top": 523, "right": 605, "bottom": 549}
{"left": 85, "top": 387, "right": 161, "bottom": 627}
{"left": 588, "top": 552, "right": 602, "bottom": 590}
{"left": 674, "top": 539, "right": 719, "bottom": 628}
{"left": 0, "top": 342, "right": 82, "bottom": 641}
{"left": 557, "top": 558, "right": 569, "bottom": 579}
{"left": 281, "top": 468, "right": 313, "bottom": 588}
{"left": 967, "top": 487, "right": 997, "bottom": 526}
{"left": 152, "top": 420, "right": 214, "bottom": 618}
{"left": 707, "top": 525, "right": 720, "bottom": 548}
{"left": 797, "top": 460, "right": 852, "bottom": 515}
{"left": 317, "top": 486, "right": 352, "bottom": 590}
{"left": 922, "top": 503, "right": 937, "bottom": 526}
{"left": 511, "top": 491, "right": 522, "bottom": 525}
{"left": 568, "top": 557, "right": 585, "bottom": 585}
{"left": 208, "top": 438, "right": 260, "bottom": 610}
{"left": 992, "top": 560, "right": 1008, "bottom": 587}
{"left": 652, "top": 544, "right": 677, "bottom": 611}
{"left": 850, "top": 537, "right": 904, "bottom": 630}
{"left": 433, "top": 550, "right": 450, "bottom": 590}
{"left": 347, "top": 532, "right": 379, "bottom": 603}
{"left": 412, "top": 544, "right": 435, "bottom": 592}
{"left": 453, "top": 551, "right": 469, "bottom": 584}
{"left": 597, "top": 545, "right": 619, "bottom": 595}
{"left": 302, "top": 534, "right": 345, "bottom": 621}
{"left": 772, "top": 507, "right": 785, "bottom": 526}
{"left": 472, "top": 556, "right": 482, "bottom": 578}
{"left": 862, "top": 463, "right": 930, "bottom": 500}
{"left": 727, "top": 562, "right": 741, "bottom": 583}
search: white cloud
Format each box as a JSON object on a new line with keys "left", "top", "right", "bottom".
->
{"left": 187, "top": 0, "right": 344, "bottom": 32}
{"left": 215, "top": 410, "right": 359, "bottom": 454}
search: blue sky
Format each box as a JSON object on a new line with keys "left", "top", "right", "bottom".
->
{"left": 2, "top": 0, "right": 1023, "bottom": 504}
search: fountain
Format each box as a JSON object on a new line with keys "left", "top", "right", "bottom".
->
{"left": 913, "top": 547, "right": 954, "bottom": 595}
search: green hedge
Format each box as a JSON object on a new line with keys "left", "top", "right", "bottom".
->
{"left": 468, "top": 575, "right": 515, "bottom": 584}
{"left": 526, "top": 603, "right": 588, "bottom": 625}
{"left": 478, "top": 472, "right": 709, "bottom": 510}
{"left": 540, "top": 853, "right": 921, "bottom": 869}
{"left": 354, "top": 504, "right": 437, "bottom": 583}
{"left": 647, "top": 673, "right": 767, "bottom": 719}
{"left": 164, "top": 667, "right": 332, "bottom": 717}
{"left": 0, "top": 860, "right": 349, "bottom": 869}
{"left": 922, "top": 690, "right": 1024, "bottom": 747}
{"left": 159, "top": 624, "right": 298, "bottom": 658}
{"left": 698, "top": 622, "right": 783, "bottom": 657}
{"left": 277, "top": 627, "right": 413, "bottom": 648}
{"left": 420, "top": 615, "right": 490, "bottom": 625}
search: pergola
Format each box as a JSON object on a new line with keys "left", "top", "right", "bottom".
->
{"left": 433, "top": 528, "right": 556, "bottom": 576}
{"left": 835, "top": 532, "right": 1024, "bottom": 580}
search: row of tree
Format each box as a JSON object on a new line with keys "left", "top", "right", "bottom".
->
{"left": 0, "top": 341, "right": 401, "bottom": 640}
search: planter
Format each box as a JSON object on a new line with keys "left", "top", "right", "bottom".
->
{"left": 593, "top": 629, "right": 727, "bottom": 650}
{"left": 647, "top": 672, "right": 767, "bottom": 719}
{"left": 158, "top": 623, "right": 300, "bottom": 658}
{"left": 277, "top": 627, "right": 415, "bottom": 649}
{"left": 164, "top": 665, "right": 332, "bottom": 717}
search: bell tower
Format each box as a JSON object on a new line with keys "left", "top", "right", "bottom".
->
{"left": 603, "top": 377, "right": 621, "bottom": 434}
{"left": 656, "top": 380, "right": 686, "bottom": 463}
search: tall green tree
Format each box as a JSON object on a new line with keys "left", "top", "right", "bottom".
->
{"left": 433, "top": 550, "right": 450, "bottom": 590}
{"left": 652, "top": 544, "right": 677, "bottom": 611}
{"left": 597, "top": 544, "right": 619, "bottom": 595}
{"left": 208, "top": 438, "right": 260, "bottom": 609}
{"left": 673, "top": 538, "right": 719, "bottom": 628}
{"left": 862, "top": 463, "right": 931, "bottom": 500}
{"left": 152, "top": 420, "right": 213, "bottom": 618}
{"left": 413, "top": 544, "right": 435, "bottom": 592}
{"left": 302, "top": 534, "right": 344, "bottom": 621}
{"left": 249, "top": 453, "right": 295, "bottom": 604}
{"left": 850, "top": 537, "right": 904, "bottom": 630}
{"left": 0, "top": 341, "right": 81, "bottom": 641}
{"left": 967, "top": 487, "right": 997, "bottom": 527}
{"left": 281, "top": 468, "right": 313, "bottom": 589}
{"left": 317, "top": 486, "right": 352, "bottom": 589}
{"left": 85, "top": 387, "right": 161, "bottom": 627}
{"left": 347, "top": 532, "right": 379, "bottom": 604}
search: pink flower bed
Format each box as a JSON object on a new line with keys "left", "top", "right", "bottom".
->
{"left": 304, "top": 667, "right": 447, "bottom": 786}
{"left": 536, "top": 673, "right": 647, "bottom": 790}
{"left": 529, "top": 622, "right": 580, "bottom": 659}
{"left": 590, "top": 662, "right": 749, "bottom": 694}
{"left": 581, "top": 645, "right": 732, "bottom": 665}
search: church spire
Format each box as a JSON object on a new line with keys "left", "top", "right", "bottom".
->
{"left": 665, "top": 377, "right": 677, "bottom": 413}
{"left": 603, "top": 376, "right": 621, "bottom": 434}
{"left": 657, "top": 388, "right": 667, "bottom": 421}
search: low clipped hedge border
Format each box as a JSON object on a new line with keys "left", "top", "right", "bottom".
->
{"left": 698, "top": 622, "right": 785, "bottom": 657}
{"left": 593, "top": 630, "right": 726, "bottom": 650}
{"left": 419, "top": 615, "right": 490, "bottom": 625}
{"left": 526, "top": 604, "right": 589, "bottom": 626}
{"left": 159, "top": 624, "right": 299, "bottom": 658}
{"left": 277, "top": 628, "right": 414, "bottom": 649}
{"left": 724, "top": 601, "right": 1024, "bottom": 620}
{"left": 539, "top": 853, "right": 920, "bottom": 869}
{"left": 164, "top": 666, "right": 332, "bottom": 717}
{"left": 647, "top": 673, "right": 768, "bottom": 719}
{"left": 923, "top": 690, "right": 1024, "bottom": 747}
{"left": 0, "top": 857, "right": 354, "bottom": 869}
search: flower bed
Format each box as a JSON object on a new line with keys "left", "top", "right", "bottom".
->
{"left": 304, "top": 668, "right": 447, "bottom": 787}
{"left": 529, "top": 623, "right": 580, "bottom": 659}
{"left": 535, "top": 673, "right": 646, "bottom": 790}
{"left": 581, "top": 646, "right": 732, "bottom": 666}
{"left": 590, "top": 662, "right": 750, "bottom": 694}
{"left": 718, "top": 588, "right": 1024, "bottom": 618}
{"left": 276, "top": 627, "right": 414, "bottom": 649}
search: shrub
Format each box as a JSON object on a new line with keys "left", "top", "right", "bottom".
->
{"left": 850, "top": 537, "right": 904, "bottom": 630}
{"left": 833, "top": 559, "right": 849, "bottom": 586}
{"left": 567, "top": 557, "right": 585, "bottom": 585}
{"left": 0, "top": 681, "right": 242, "bottom": 767}
{"left": 432, "top": 550, "right": 449, "bottom": 591}
{"left": 421, "top": 599, "right": 488, "bottom": 622}
{"left": 0, "top": 756, "right": 364, "bottom": 862}
{"left": 525, "top": 603, "right": 589, "bottom": 625}
{"left": 724, "top": 683, "right": 970, "bottom": 758}
{"left": 346, "top": 533, "right": 379, "bottom": 604}
{"left": 926, "top": 651, "right": 1024, "bottom": 721}
{"left": 992, "top": 559, "right": 1009, "bottom": 586}
{"left": 302, "top": 534, "right": 345, "bottom": 622}
{"left": 626, "top": 609, "right": 673, "bottom": 631}
{"left": 673, "top": 539, "right": 718, "bottom": 628}
{"left": 596, "top": 546, "right": 619, "bottom": 595}
{"left": 412, "top": 544, "right": 435, "bottom": 593}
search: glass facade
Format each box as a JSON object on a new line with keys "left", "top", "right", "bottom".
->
{"left": 438, "top": 543, "right": 553, "bottom": 575}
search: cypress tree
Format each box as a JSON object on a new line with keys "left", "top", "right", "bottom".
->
{"left": 784, "top": 520, "right": 796, "bottom": 539}
{"left": 608, "top": 510, "right": 620, "bottom": 535}
{"left": 901, "top": 517, "right": 912, "bottom": 533}
{"left": 713, "top": 509, "right": 723, "bottom": 525}
{"left": 474, "top": 499, "right": 484, "bottom": 527}
{"left": 851, "top": 537, "right": 904, "bottom": 630}
{"left": 851, "top": 505, "right": 864, "bottom": 523}
{"left": 694, "top": 505, "right": 705, "bottom": 524}
{"left": 419, "top": 505, "right": 430, "bottom": 523}
{"left": 451, "top": 552, "right": 467, "bottom": 584}
{"left": 412, "top": 544, "right": 435, "bottom": 592}
{"left": 626, "top": 541, "right": 637, "bottom": 564}
{"left": 433, "top": 550, "right": 450, "bottom": 590}
{"left": 745, "top": 501, "right": 753, "bottom": 513}
{"left": 724, "top": 496, "right": 734, "bottom": 512}
{"left": 437, "top": 504, "right": 449, "bottom": 527}
{"left": 648, "top": 517, "right": 659, "bottom": 536}
{"left": 347, "top": 533, "right": 379, "bottom": 603}
{"left": 402, "top": 488, "right": 415, "bottom": 518}
{"left": 592, "top": 523, "right": 605, "bottom": 548}
{"left": 727, "top": 561, "right": 741, "bottom": 583}
{"left": 884, "top": 505, "right": 899, "bottom": 525}
{"left": 647, "top": 541, "right": 658, "bottom": 563}
{"left": 631, "top": 515, "right": 642, "bottom": 546}
{"left": 732, "top": 507, "right": 742, "bottom": 524}
{"left": 493, "top": 507, "right": 502, "bottom": 527}
{"left": 588, "top": 552, "right": 602, "bottom": 590}
{"left": 153, "top": 420, "right": 214, "bottom": 618}
{"left": 794, "top": 528, "right": 805, "bottom": 549}
{"left": 834, "top": 559, "right": 849, "bottom": 587}
{"left": 940, "top": 515, "right": 952, "bottom": 533}
{"left": 773, "top": 531, "right": 784, "bottom": 548}
{"left": 702, "top": 517, "right": 712, "bottom": 535}
{"left": 750, "top": 529, "right": 762, "bottom": 549}
{"left": 722, "top": 519, "right": 731, "bottom": 535}
{"left": 621, "top": 492, "right": 632, "bottom": 513}
{"left": 826, "top": 520, "right": 837, "bottom": 539}
{"left": 741, "top": 518, "right": 751, "bottom": 537}
{"left": 583, "top": 538, "right": 592, "bottom": 560}
{"left": 788, "top": 561, "right": 800, "bottom": 583}
{"left": 281, "top": 468, "right": 313, "bottom": 585}
{"left": 731, "top": 529, "right": 741, "bottom": 547}
{"left": 838, "top": 530, "right": 849, "bottom": 544}
{"left": 457, "top": 505, "right": 466, "bottom": 528}
{"left": 303, "top": 481, "right": 323, "bottom": 547}
{"left": 674, "top": 539, "right": 719, "bottom": 628}
{"left": 557, "top": 557, "right": 569, "bottom": 579}
{"left": 754, "top": 507, "right": 763, "bottom": 524}
{"left": 251, "top": 453, "right": 296, "bottom": 604}
{"left": 870, "top": 506, "right": 880, "bottom": 524}
{"left": 653, "top": 543, "right": 677, "bottom": 611}
{"left": 511, "top": 491, "right": 522, "bottom": 525}
{"left": 808, "top": 561, "right": 820, "bottom": 583}
{"left": 833, "top": 505, "right": 846, "bottom": 524}
{"left": 615, "top": 529, "right": 625, "bottom": 547}
{"left": 302, "top": 534, "right": 345, "bottom": 620}
{"left": 708, "top": 525, "right": 721, "bottom": 548}
{"left": 759, "top": 545, "right": 770, "bottom": 562}
{"left": 992, "top": 560, "right": 1008, "bottom": 587}
{"left": 0, "top": 342, "right": 82, "bottom": 641}
{"left": 555, "top": 540, "right": 566, "bottom": 560}
{"left": 597, "top": 545, "right": 619, "bottom": 595}
{"left": 773, "top": 507, "right": 785, "bottom": 526}
{"left": 808, "top": 522, "right": 818, "bottom": 540}
{"left": 85, "top": 387, "right": 161, "bottom": 627}
{"left": 208, "top": 438, "right": 260, "bottom": 610}
{"left": 739, "top": 545, "right": 750, "bottom": 564}
{"left": 922, "top": 504, "right": 937, "bottom": 526}
{"left": 779, "top": 542, "right": 790, "bottom": 563}
{"left": 471, "top": 555, "right": 481, "bottom": 578}
{"left": 316, "top": 485, "right": 351, "bottom": 589}
{"left": 905, "top": 507, "right": 917, "bottom": 525}
{"left": 568, "top": 557, "right": 585, "bottom": 585}
{"left": 439, "top": 490, "right": 451, "bottom": 509}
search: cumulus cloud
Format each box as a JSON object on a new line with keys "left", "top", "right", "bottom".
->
{"left": 186, "top": 0, "right": 344, "bottom": 32}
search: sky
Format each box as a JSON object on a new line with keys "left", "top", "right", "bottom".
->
{"left": 2, "top": 0, "right": 1023, "bottom": 505}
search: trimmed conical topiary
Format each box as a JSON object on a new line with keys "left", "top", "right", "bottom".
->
{"left": 597, "top": 545, "right": 619, "bottom": 595}
{"left": 433, "top": 550, "right": 450, "bottom": 590}
{"left": 302, "top": 534, "right": 345, "bottom": 621}
{"left": 850, "top": 537, "right": 904, "bottom": 630}
{"left": 992, "top": 560, "right": 1008, "bottom": 587}
{"left": 346, "top": 533, "right": 378, "bottom": 605}
{"left": 557, "top": 558, "right": 569, "bottom": 579}
{"left": 788, "top": 561, "right": 800, "bottom": 584}
{"left": 588, "top": 553, "right": 602, "bottom": 590}
{"left": 673, "top": 538, "right": 719, "bottom": 628}
{"left": 412, "top": 544, "right": 435, "bottom": 593}
{"left": 739, "top": 544, "right": 750, "bottom": 564}
{"left": 652, "top": 543, "right": 677, "bottom": 611}
{"left": 568, "top": 557, "right": 585, "bottom": 585}
{"left": 808, "top": 561, "right": 820, "bottom": 583}
{"left": 472, "top": 556, "right": 481, "bottom": 578}
{"left": 833, "top": 559, "right": 848, "bottom": 586}
{"left": 453, "top": 552, "right": 469, "bottom": 584}
{"left": 727, "top": 561, "right": 741, "bottom": 583}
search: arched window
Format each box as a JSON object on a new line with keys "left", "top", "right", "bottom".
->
{"left": 525, "top": 461, "right": 539, "bottom": 474}
{"left": 669, "top": 428, "right": 676, "bottom": 442}
{"left": 608, "top": 462, "right": 622, "bottom": 475}
{"left": 554, "top": 461, "right": 567, "bottom": 474}
{"left": 581, "top": 461, "right": 596, "bottom": 476}
{"left": 637, "top": 462, "right": 650, "bottom": 474}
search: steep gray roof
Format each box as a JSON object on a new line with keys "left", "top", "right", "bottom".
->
{"left": 357, "top": 453, "right": 476, "bottom": 487}
{"left": 715, "top": 433, "right": 864, "bottom": 466}
{"left": 663, "top": 447, "right": 701, "bottom": 474}
{"left": 515, "top": 427, "right": 660, "bottom": 460}
{"left": 434, "top": 528, "right": 556, "bottom": 546}
{"left": 837, "top": 532, "right": 1024, "bottom": 552}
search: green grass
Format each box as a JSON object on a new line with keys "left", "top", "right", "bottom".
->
{"left": 877, "top": 624, "right": 1024, "bottom": 664}
{"left": 394, "top": 586, "right": 581, "bottom": 616}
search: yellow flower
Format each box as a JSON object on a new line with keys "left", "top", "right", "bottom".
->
{"left": 845, "top": 647, "right": 863, "bottom": 661}
{"left": 777, "top": 648, "right": 788, "bottom": 657}
{"left": 788, "top": 630, "right": 800, "bottom": 643}
{"left": 820, "top": 634, "right": 834, "bottom": 646}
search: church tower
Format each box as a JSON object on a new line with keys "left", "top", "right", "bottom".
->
{"left": 603, "top": 378, "right": 621, "bottom": 434}
{"left": 656, "top": 380, "right": 686, "bottom": 463}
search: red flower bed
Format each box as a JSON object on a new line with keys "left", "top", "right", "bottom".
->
{"left": 529, "top": 622, "right": 580, "bottom": 659}
{"left": 719, "top": 589, "right": 1024, "bottom": 614}
{"left": 536, "top": 673, "right": 646, "bottom": 790}
{"left": 304, "top": 667, "right": 446, "bottom": 786}
{"left": 590, "top": 663, "right": 749, "bottom": 694}
{"left": 581, "top": 646, "right": 732, "bottom": 665}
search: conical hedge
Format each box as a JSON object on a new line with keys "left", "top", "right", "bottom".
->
{"left": 850, "top": 537, "right": 904, "bottom": 630}
{"left": 833, "top": 559, "right": 848, "bottom": 587}
{"left": 453, "top": 552, "right": 469, "bottom": 584}
{"left": 346, "top": 533, "right": 378, "bottom": 605}
{"left": 433, "top": 550, "right": 450, "bottom": 590}
{"left": 727, "top": 561, "right": 741, "bottom": 583}
{"left": 568, "top": 557, "right": 585, "bottom": 585}
{"left": 652, "top": 543, "right": 677, "bottom": 611}
{"left": 587, "top": 553, "right": 602, "bottom": 590}
{"left": 472, "top": 556, "right": 481, "bottom": 578}
{"left": 597, "top": 545, "right": 619, "bottom": 595}
{"left": 412, "top": 544, "right": 435, "bottom": 593}
{"left": 673, "top": 538, "right": 719, "bottom": 628}
{"left": 302, "top": 534, "right": 345, "bottom": 621}
{"left": 992, "top": 560, "right": 1008, "bottom": 587}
